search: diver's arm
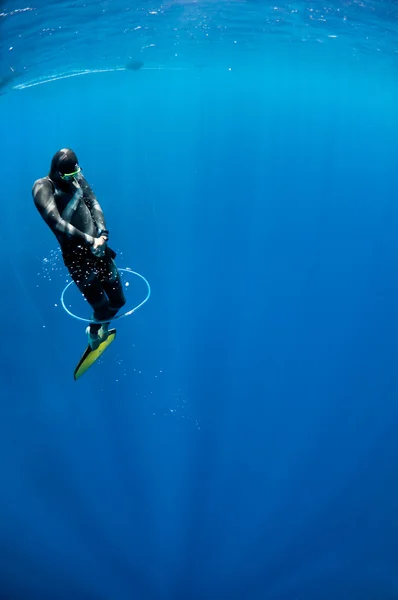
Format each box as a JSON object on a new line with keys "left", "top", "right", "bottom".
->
{"left": 32, "top": 179, "right": 95, "bottom": 246}
{"left": 80, "top": 177, "right": 109, "bottom": 238}
{"left": 60, "top": 180, "right": 83, "bottom": 222}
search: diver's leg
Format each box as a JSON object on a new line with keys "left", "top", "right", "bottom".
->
{"left": 100, "top": 258, "right": 127, "bottom": 323}
{"left": 66, "top": 258, "right": 112, "bottom": 335}
{"left": 82, "top": 258, "right": 126, "bottom": 346}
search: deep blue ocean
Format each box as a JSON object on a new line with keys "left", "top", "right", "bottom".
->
{"left": 1, "top": 1, "right": 398, "bottom": 598}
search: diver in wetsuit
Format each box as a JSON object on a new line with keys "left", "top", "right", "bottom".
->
{"left": 32, "top": 148, "right": 126, "bottom": 350}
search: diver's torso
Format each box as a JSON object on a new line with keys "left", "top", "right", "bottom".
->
{"left": 47, "top": 176, "right": 97, "bottom": 241}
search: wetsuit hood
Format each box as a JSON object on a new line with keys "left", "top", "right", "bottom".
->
{"left": 49, "top": 148, "right": 80, "bottom": 188}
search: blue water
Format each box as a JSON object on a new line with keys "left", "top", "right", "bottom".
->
{"left": 1, "top": 1, "right": 398, "bottom": 598}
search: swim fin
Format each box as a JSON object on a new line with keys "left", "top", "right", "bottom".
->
{"left": 74, "top": 328, "right": 116, "bottom": 380}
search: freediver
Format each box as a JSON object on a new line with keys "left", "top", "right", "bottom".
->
{"left": 32, "top": 148, "right": 126, "bottom": 350}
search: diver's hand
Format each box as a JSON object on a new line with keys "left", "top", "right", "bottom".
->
{"left": 93, "top": 235, "right": 107, "bottom": 249}
{"left": 91, "top": 235, "right": 107, "bottom": 256}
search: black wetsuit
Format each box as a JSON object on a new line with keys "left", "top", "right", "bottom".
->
{"left": 32, "top": 175, "right": 126, "bottom": 330}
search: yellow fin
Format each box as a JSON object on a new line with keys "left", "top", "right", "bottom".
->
{"left": 74, "top": 329, "right": 116, "bottom": 380}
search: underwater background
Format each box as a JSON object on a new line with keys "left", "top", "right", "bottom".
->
{"left": 1, "top": 0, "right": 398, "bottom": 598}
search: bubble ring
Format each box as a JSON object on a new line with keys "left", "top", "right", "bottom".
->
{"left": 61, "top": 268, "right": 150, "bottom": 324}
